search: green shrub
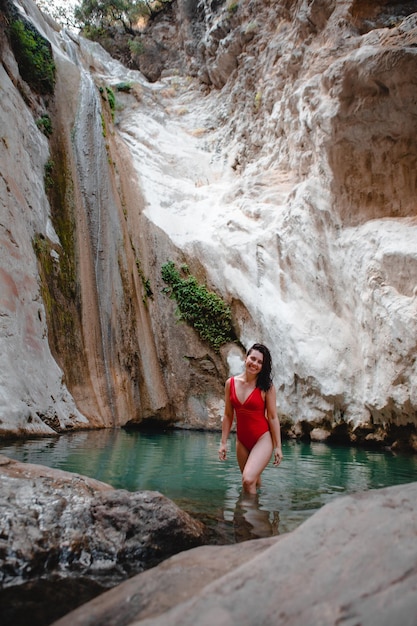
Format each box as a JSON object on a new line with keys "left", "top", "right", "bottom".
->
{"left": 36, "top": 114, "right": 53, "bottom": 137}
{"left": 115, "top": 82, "right": 133, "bottom": 92}
{"left": 10, "top": 19, "right": 56, "bottom": 94}
{"left": 161, "top": 261, "right": 234, "bottom": 352}
{"left": 99, "top": 86, "right": 115, "bottom": 124}
{"left": 106, "top": 86, "right": 115, "bottom": 111}
{"left": 81, "top": 24, "right": 107, "bottom": 41}
{"left": 44, "top": 159, "right": 54, "bottom": 190}
{"left": 104, "top": 86, "right": 116, "bottom": 121}
{"left": 227, "top": 1, "right": 239, "bottom": 14}
{"left": 135, "top": 258, "right": 153, "bottom": 304}
{"left": 128, "top": 39, "right": 145, "bottom": 56}
{"left": 100, "top": 113, "right": 106, "bottom": 137}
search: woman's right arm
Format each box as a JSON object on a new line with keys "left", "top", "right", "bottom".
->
{"left": 219, "top": 378, "right": 234, "bottom": 461}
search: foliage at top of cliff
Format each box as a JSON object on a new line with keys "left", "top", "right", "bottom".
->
{"left": 74, "top": 0, "right": 174, "bottom": 34}
{"left": 36, "top": 0, "right": 78, "bottom": 29}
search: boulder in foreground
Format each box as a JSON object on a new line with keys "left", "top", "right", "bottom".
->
{"left": 54, "top": 480, "right": 417, "bottom": 626}
{"left": 0, "top": 455, "right": 208, "bottom": 625}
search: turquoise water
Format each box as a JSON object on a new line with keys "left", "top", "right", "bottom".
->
{"left": 1, "top": 429, "right": 417, "bottom": 542}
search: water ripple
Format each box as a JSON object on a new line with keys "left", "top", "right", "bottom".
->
{"left": 1, "top": 430, "right": 416, "bottom": 541}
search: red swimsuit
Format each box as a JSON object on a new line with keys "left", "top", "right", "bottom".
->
{"left": 230, "top": 377, "right": 270, "bottom": 451}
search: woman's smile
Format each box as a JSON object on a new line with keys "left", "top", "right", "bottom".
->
{"left": 246, "top": 350, "right": 264, "bottom": 373}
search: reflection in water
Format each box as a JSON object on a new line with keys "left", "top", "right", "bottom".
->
{"left": 1, "top": 429, "right": 416, "bottom": 542}
{"left": 233, "top": 492, "right": 279, "bottom": 542}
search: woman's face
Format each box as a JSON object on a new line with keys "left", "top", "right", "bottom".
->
{"left": 246, "top": 349, "right": 264, "bottom": 375}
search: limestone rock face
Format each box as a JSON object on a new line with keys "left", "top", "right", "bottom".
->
{"left": 172, "top": 0, "right": 417, "bottom": 436}
{"left": 0, "top": 455, "right": 208, "bottom": 625}
{"left": 0, "top": 0, "right": 227, "bottom": 434}
{"left": 1, "top": 0, "right": 417, "bottom": 440}
{"left": 51, "top": 481, "right": 417, "bottom": 626}
{"left": 0, "top": 2, "right": 88, "bottom": 436}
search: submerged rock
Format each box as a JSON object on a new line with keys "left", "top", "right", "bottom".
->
{"left": 0, "top": 456, "right": 208, "bottom": 626}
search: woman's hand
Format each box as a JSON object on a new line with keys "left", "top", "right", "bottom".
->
{"left": 218, "top": 442, "right": 227, "bottom": 461}
{"left": 273, "top": 447, "right": 283, "bottom": 466}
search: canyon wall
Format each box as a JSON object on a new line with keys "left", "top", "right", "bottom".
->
{"left": 0, "top": 0, "right": 416, "bottom": 446}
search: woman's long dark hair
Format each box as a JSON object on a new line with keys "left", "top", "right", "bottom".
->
{"left": 247, "top": 343, "right": 273, "bottom": 391}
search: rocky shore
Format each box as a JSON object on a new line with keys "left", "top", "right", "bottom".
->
{"left": 1, "top": 454, "right": 417, "bottom": 625}
{"left": 54, "top": 480, "right": 417, "bottom": 626}
{"left": 0, "top": 455, "right": 208, "bottom": 626}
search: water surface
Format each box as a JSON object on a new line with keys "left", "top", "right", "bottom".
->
{"left": 1, "top": 429, "right": 416, "bottom": 542}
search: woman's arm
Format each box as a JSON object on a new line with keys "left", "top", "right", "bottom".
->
{"left": 219, "top": 378, "right": 234, "bottom": 461}
{"left": 265, "top": 384, "right": 283, "bottom": 466}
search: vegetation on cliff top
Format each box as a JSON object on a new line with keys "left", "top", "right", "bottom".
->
{"left": 74, "top": 0, "right": 174, "bottom": 34}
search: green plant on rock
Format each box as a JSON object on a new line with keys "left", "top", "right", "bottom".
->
{"left": 44, "top": 159, "right": 55, "bottom": 190}
{"left": 128, "top": 39, "right": 145, "bottom": 56}
{"left": 100, "top": 113, "right": 107, "bottom": 137}
{"left": 9, "top": 19, "right": 56, "bottom": 94}
{"left": 161, "top": 261, "right": 234, "bottom": 352}
{"left": 106, "top": 86, "right": 116, "bottom": 117}
{"left": 36, "top": 114, "right": 53, "bottom": 137}
{"left": 135, "top": 258, "right": 153, "bottom": 303}
{"left": 33, "top": 234, "right": 54, "bottom": 313}
{"left": 82, "top": 24, "right": 108, "bottom": 40}
{"left": 32, "top": 229, "right": 77, "bottom": 338}
{"left": 227, "top": 1, "right": 239, "bottom": 14}
{"left": 115, "top": 81, "right": 133, "bottom": 92}
{"left": 75, "top": 0, "right": 174, "bottom": 35}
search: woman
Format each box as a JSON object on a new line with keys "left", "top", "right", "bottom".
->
{"left": 218, "top": 343, "right": 283, "bottom": 494}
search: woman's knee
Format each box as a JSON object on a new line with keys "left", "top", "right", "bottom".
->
{"left": 242, "top": 470, "right": 257, "bottom": 493}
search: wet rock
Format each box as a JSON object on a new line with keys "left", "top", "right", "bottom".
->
{"left": 52, "top": 537, "right": 281, "bottom": 626}
{"left": 51, "top": 481, "right": 417, "bottom": 626}
{"left": 310, "top": 427, "right": 331, "bottom": 442}
{"left": 0, "top": 456, "right": 208, "bottom": 626}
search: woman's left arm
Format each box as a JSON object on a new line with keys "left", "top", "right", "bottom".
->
{"left": 265, "top": 385, "right": 283, "bottom": 466}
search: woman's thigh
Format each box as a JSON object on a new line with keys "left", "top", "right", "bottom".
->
{"left": 236, "top": 438, "right": 250, "bottom": 473}
{"left": 243, "top": 432, "right": 273, "bottom": 480}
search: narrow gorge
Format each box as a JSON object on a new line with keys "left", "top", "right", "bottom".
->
{"left": 1, "top": 1, "right": 417, "bottom": 440}
{"left": 1, "top": 2, "right": 417, "bottom": 625}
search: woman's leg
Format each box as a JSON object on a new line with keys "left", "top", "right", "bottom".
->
{"left": 241, "top": 432, "right": 273, "bottom": 494}
{"left": 236, "top": 438, "right": 250, "bottom": 474}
